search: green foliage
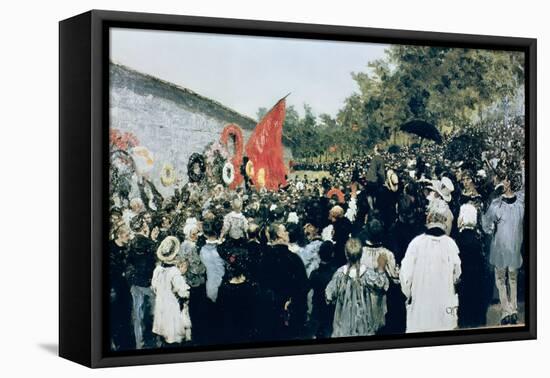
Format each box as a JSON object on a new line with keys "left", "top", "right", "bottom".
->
{"left": 266, "top": 46, "right": 524, "bottom": 160}
{"left": 360, "top": 46, "right": 525, "bottom": 134}
{"left": 282, "top": 105, "right": 328, "bottom": 159}
{"left": 256, "top": 107, "right": 268, "bottom": 120}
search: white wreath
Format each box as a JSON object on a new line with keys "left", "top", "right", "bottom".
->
{"left": 222, "top": 162, "right": 235, "bottom": 185}
{"left": 160, "top": 163, "right": 176, "bottom": 187}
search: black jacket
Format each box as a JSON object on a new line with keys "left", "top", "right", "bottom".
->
{"left": 125, "top": 234, "right": 157, "bottom": 287}
{"left": 258, "top": 244, "right": 309, "bottom": 338}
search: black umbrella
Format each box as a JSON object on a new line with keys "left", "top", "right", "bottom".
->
{"left": 387, "top": 144, "right": 401, "bottom": 154}
{"left": 400, "top": 120, "right": 442, "bottom": 144}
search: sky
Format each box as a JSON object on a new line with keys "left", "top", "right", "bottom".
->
{"left": 110, "top": 28, "right": 389, "bottom": 120}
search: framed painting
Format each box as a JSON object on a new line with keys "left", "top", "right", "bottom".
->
{"left": 59, "top": 9, "right": 536, "bottom": 368}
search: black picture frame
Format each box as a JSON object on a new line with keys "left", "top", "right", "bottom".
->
{"left": 59, "top": 9, "right": 537, "bottom": 368}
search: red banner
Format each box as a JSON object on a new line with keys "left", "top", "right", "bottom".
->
{"left": 245, "top": 98, "right": 287, "bottom": 191}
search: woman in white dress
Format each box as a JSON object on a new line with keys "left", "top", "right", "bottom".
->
{"left": 400, "top": 199, "right": 462, "bottom": 333}
{"left": 151, "top": 236, "right": 192, "bottom": 345}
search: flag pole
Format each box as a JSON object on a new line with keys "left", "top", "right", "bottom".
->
{"left": 259, "top": 93, "right": 291, "bottom": 121}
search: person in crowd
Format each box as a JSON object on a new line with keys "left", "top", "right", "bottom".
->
{"left": 364, "top": 144, "right": 386, "bottom": 209}
{"left": 456, "top": 202, "right": 492, "bottom": 328}
{"left": 198, "top": 218, "right": 226, "bottom": 342}
{"left": 376, "top": 169, "right": 400, "bottom": 231}
{"left": 156, "top": 213, "right": 173, "bottom": 242}
{"left": 244, "top": 223, "right": 263, "bottom": 282}
{"left": 178, "top": 222, "right": 208, "bottom": 343}
{"left": 326, "top": 238, "right": 389, "bottom": 337}
{"left": 329, "top": 205, "right": 353, "bottom": 266}
{"left": 143, "top": 211, "right": 153, "bottom": 227}
{"left": 126, "top": 215, "right": 159, "bottom": 349}
{"left": 360, "top": 219, "right": 402, "bottom": 334}
{"left": 179, "top": 223, "right": 200, "bottom": 260}
{"left": 299, "top": 221, "right": 324, "bottom": 277}
{"left": 123, "top": 197, "right": 145, "bottom": 227}
{"left": 426, "top": 177, "right": 455, "bottom": 235}
{"left": 286, "top": 222, "right": 306, "bottom": 255}
{"left": 496, "top": 149, "right": 511, "bottom": 171}
{"left": 309, "top": 241, "right": 337, "bottom": 339}
{"left": 400, "top": 199, "right": 462, "bottom": 333}
{"left": 482, "top": 172, "right": 524, "bottom": 325}
{"left": 199, "top": 219, "right": 226, "bottom": 303}
{"left": 109, "top": 224, "right": 135, "bottom": 350}
{"left": 259, "top": 223, "right": 309, "bottom": 340}
{"left": 151, "top": 236, "right": 192, "bottom": 345}
{"left": 389, "top": 180, "right": 424, "bottom": 262}
{"left": 217, "top": 247, "right": 261, "bottom": 344}
{"left": 221, "top": 197, "right": 248, "bottom": 243}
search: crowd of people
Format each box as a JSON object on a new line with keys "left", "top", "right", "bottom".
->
{"left": 108, "top": 118, "right": 526, "bottom": 351}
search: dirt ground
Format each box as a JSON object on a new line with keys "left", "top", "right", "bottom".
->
{"left": 289, "top": 170, "right": 332, "bottom": 181}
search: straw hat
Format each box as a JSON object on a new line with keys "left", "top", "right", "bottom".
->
{"left": 385, "top": 169, "right": 399, "bottom": 192}
{"left": 428, "top": 176, "right": 455, "bottom": 202}
{"left": 156, "top": 236, "right": 181, "bottom": 264}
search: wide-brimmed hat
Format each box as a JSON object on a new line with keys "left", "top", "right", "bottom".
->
{"left": 428, "top": 176, "right": 454, "bottom": 202}
{"left": 156, "top": 236, "right": 181, "bottom": 264}
{"left": 385, "top": 169, "right": 399, "bottom": 192}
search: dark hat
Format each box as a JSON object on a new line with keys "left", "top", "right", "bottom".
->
{"left": 366, "top": 218, "right": 385, "bottom": 244}
{"left": 318, "top": 241, "right": 334, "bottom": 262}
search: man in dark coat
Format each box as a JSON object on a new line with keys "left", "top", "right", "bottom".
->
{"left": 126, "top": 215, "right": 158, "bottom": 349}
{"left": 216, "top": 248, "right": 262, "bottom": 344}
{"left": 244, "top": 223, "right": 263, "bottom": 283}
{"left": 366, "top": 144, "right": 386, "bottom": 185}
{"left": 329, "top": 205, "right": 353, "bottom": 267}
{"left": 376, "top": 169, "right": 400, "bottom": 231}
{"left": 109, "top": 224, "right": 135, "bottom": 350}
{"left": 309, "top": 241, "right": 337, "bottom": 339}
{"left": 456, "top": 226, "right": 492, "bottom": 328}
{"left": 364, "top": 144, "right": 386, "bottom": 209}
{"left": 258, "top": 223, "right": 309, "bottom": 341}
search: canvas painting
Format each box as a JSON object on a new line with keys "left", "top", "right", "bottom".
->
{"left": 107, "top": 27, "right": 527, "bottom": 353}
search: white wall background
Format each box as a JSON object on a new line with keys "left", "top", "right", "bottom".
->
{"left": 0, "top": 0, "right": 546, "bottom": 375}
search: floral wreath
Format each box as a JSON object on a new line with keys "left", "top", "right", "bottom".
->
{"left": 187, "top": 153, "right": 206, "bottom": 183}
{"left": 326, "top": 188, "right": 345, "bottom": 204}
{"left": 160, "top": 163, "right": 176, "bottom": 187}
{"left": 220, "top": 124, "right": 244, "bottom": 188}
{"left": 222, "top": 162, "right": 235, "bottom": 186}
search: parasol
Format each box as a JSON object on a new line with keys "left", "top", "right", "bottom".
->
{"left": 388, "top": 144, "right": 401, "bottom": 154}
{"left": 400, "top": 120, "right": 442, "bottom": 144}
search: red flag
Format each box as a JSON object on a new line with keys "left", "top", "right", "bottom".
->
{"left": 245, "top": 98, "right": 287, "bottom": 190}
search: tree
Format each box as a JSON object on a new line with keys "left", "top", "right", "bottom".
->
{"left": 349, "top": 46, "right": 524, "bottom": 144}
{"left": 269, "top": 46, "right": 524, "bottom": 161}
{"left": 256, "top": 107, "right": 268, "bottom": 120}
